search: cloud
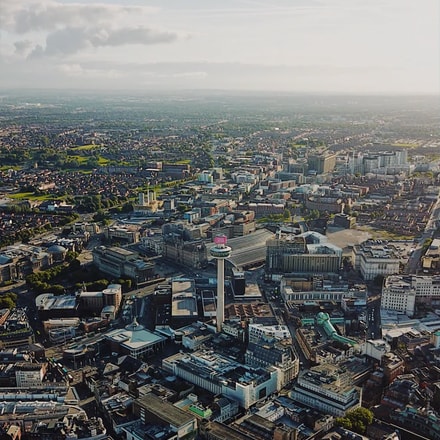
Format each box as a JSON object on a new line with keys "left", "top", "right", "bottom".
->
{"left": 3, "top": 0, "right": 180, "bottom": 59}
{"left": 27, "top": 26, "right": 179, "bottom": 58}
{"left": 57, "top": 63, "right": 121, "bottom": 79}
{"left": 90, "top": 27, "right": 178, "bottom": 47}
{"left": 1, "top": 0, "right": 151, "bottom": 34}
{"left": 14, "top": 39, "right": 33, "bottom": 55}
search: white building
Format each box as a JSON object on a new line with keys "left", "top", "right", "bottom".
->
{"left": 382, "top": 275, "right": 440, "bottom": 316}
{"left": 290, "top": 366, "right": 362, "bottom": 417}
{"left": 105, "top": 319, "right": 166, "bottom": 359}
{"left": 382, "top": 276, "right": 417, "bottom": 316}
{"left": 105, "top": 225, "right": 140, "bottom": 244}
{"left": 232, "top": 171, "right": 258, "bottom": 185}
{"left": 352, "top": 240, "right": 400, "bottom": 281}
{"left": 198, "top": 170, "right": 214, "bottom": 183}
{"left": 361, "top": 339, "right": 391, "bottom": 362}
{"left": 248, "top": 324, "right": 291, "bottom": 343}
{"left": 162, "top": 350, "right": 280, "bottom": 409}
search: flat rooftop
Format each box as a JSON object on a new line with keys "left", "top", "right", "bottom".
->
{"left": 38, "top": 294, "right": 77, "bottom": 310}
{"left": 136, "top": 393, "right": 195, "bottom": 427}
{"left": 106, "top": 325, "right": 166, "bottom": 350}
{"left": 172, "top": 279, "right": 198, "bottom": 318}
{"left": 206, "top": 229, "right": 275, "bottom": 269}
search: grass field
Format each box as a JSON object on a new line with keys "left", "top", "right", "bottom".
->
{"left": 71, "top": 144, "right": 101, "bottom": 151}
{"left": 0, "top": 165, "right": 21, "bottom": 171}
{"left": 98, "top": 156, "right": 110, "bottom": 166}
{"left": 357, "top": 225, "right": 415, "bottom": 240}
{"left": 390, "top": 143, "right": 418, "bottom": 148}
{"left": 67, "top": 155, "right": 88, "bottom": 164}
{"left": 65, "top": 154, "right": 110, "bottom": 166}
{"left": 8, "top": 192, "right": 53, "bottom": 201}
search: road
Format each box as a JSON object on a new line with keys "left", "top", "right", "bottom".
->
{"left": 264, "top": 285, "right": 308, "bottom": 370}
{"left": 405, "top": 189, "right": 440, "bottom": 274}
{"left": 367, "top": 296, "right": 382, "bottom": 339}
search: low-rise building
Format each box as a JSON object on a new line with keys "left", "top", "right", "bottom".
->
{"left": 15, "top": 362, "right": 47, "bottom": 388}
{"left": 162, "top": 350, "right": 280, "bottom": 409}
{"left": 381, "top": 276, "right": 416, "bottom": 316}
{"left": 290, "top": 365, "right": 362, "bottom": 417}
{"left": 352, "top": 240, "right": 400, "bottom": 281}
{"left": 93, "top": 246, "right": 155, "bottom": 282}
{"left": 133, "top": 393, "right": 197, "bottom": 440}
{"left": 382, "top": 275, "right": 440, "bottom": 316}
{"left": 0, "top": 308, "right": 34, "bottom": 348}
{"left": 105, "top": 319, "right": 167, "bottom": 359}
{"left": 105, "top": 225, "right": 140, "bottom": 244}
{"left": 36, "top": 293, "right": 78, "bottom": 320}
{"left": 389, "top": 405, "right": 440, "bottom": 439}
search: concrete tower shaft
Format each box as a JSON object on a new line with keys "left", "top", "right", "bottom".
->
{"left": 210, "top": 235, "right": 231, "bottom": 332}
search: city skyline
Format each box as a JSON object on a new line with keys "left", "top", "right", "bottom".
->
{"left": 1, "top": 0, "right": 439, "bottom": 94}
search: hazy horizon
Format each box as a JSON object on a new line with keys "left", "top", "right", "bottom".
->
{"left": 1, "top": 0, "right": 439, "bottom": 95}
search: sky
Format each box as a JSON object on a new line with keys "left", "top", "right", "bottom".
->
{"left": 1, "top": 0, "right": 439, "bottom": 94}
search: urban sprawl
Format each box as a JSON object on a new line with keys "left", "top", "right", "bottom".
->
{"left": 0, "top": 93, "right": 440, "bottom": 440}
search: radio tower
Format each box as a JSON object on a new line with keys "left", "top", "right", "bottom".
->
{"left": 210, "top": 235, "right": 232, "bottom": 332}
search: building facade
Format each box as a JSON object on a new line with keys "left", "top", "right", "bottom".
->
{"left": 381, "top": 276, "right": 417, "bottom": 316}
{"left": 290, "top": 367, "right": 362, "bottom": 417}
{"left": 92, "top": 246, "right": 155, "bottom": 282}
{"left": 162, "top": 350, "right": 280, "bottom": 409}
{"left": 352, "top": 240, "right": 400, "bottom": 281}
{"left": 382, "top": 275, "right": 440, "bottom": 316}
{"left": 266, "top": 232, "right": 342, "bottom": 275}
{"left": 133, "top": 393, "right": 197, "bottom": 440}
{"left": 15, "top": 362, "right": 46, "bottom": 388}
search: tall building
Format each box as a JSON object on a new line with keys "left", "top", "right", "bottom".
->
{"left": 381, "top": 276, "right": 416, "bottom": 316}
{"left": 210, "top": 235, "right": 231, "bottom": 332}
{"left": 266, "top": 234, "right": 306, "bottom": 271}
{"left": 231, "top": 268, "right": 245, "bottom": 296}
{"left": 171, "top": 278, "right": 198, "bottom": 328}
{"left": 347, "top": 150, "right": 408, "bottom": 176}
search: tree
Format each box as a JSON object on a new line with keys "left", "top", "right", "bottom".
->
{"left": 0, "top": 292, "right": 17, "bottom": 309}
{"left": 93, "top": 209, "right": 110, "bottom": 225}
{"left": 335, "top": 408, "right": 373, "bottom": 434}
{"left": 121, "top": 202, "right": 134, "bottom": 213}
{"left": 65, "top": 251, "right": 79, "bottom": 263}
{"left": 334, "top": 417, "right": 352, "bottom": 430}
